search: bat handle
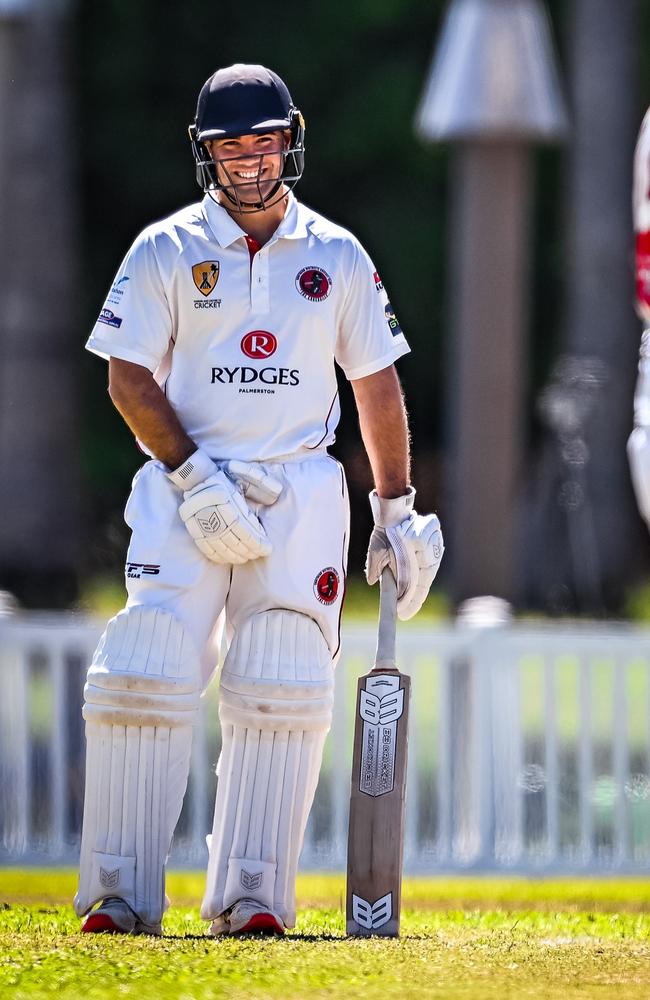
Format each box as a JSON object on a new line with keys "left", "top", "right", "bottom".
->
{"left": 375, "top": 567, "right": 398, "bottom": 670}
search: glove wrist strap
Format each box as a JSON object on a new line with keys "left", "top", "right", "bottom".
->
{"left": 369, "top": 487, "right": 416, "bottom": 527}
{"left": 167, "top": 448, "right": 215, "bottom": 491}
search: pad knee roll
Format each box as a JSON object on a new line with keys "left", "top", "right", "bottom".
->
{"left": 218, "top": 609, "right": 334, "bottom": 731}
{"left": 75, "top": 606, "right": 201, "bottom": 925}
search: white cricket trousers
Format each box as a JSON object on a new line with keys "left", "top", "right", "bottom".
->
{"left": 123, "top": 450, "right": 350, "bottom": 686}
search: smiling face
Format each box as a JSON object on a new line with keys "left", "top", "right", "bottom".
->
{"left": 205, "top": 131, "right": 289, "bottom": 207}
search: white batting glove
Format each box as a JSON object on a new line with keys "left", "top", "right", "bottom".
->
{"left": 365, "top": 488, "right": 444, "bottom": 620}
{"left": 223, "top": 459, "right": 283, "bottom": 506}
{"left": 168, "top": 449, "right": 281, "bottom": 565}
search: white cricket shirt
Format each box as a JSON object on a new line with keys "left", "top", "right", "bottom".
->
{"left": 86, "top": 192, "right": 410, "bottom": 461}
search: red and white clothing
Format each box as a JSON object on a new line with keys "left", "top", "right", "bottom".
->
{"left": 79, "top": 193, "right": 410, "bottom": 931}
{"left": 86, "top": 192, "right": 409, "bottom": 662}
{"left": 87, "top": 192, "right": 409, "bottom": 462}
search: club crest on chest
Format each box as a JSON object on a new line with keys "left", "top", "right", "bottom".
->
{"left": 192, "top": 261, "right": 220, "bottom": 296}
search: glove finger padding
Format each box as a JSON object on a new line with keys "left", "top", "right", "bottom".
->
{"left": 365, "top": 505, "right": 444, "bottom": 620}
{"left": 179, "top": 471, "right": 271, "bottom": 565}
{"left": 224, "top": 460, "right": 283, "bottom": 506}
{"left": 394, "top": 513, "right": 444, "bottom": 620}
{"left": 365, "top": 527, "right": 397, "bottom": 586}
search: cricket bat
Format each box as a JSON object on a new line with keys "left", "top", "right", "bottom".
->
{"left": 346, "top": 567, "right": 411, "bottom": 937}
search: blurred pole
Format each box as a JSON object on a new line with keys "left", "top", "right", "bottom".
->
{"left": 528, "top": 0, "right": 641, "bottom": 614}
{"left": 416, "top": 0, "right": 568, "bottom": 605}
{"left": 559, "top": 0, "right": 641, "bottom": 608}
{"left": 0, "top": 0, "right": 80, "bottom": 606}
{"left": 449, "top": 144, "right": 531, "bottom": 600}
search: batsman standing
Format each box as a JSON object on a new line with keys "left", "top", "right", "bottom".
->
{"left": 75, "top": 64, "right": 444, "bottom": 936}
{"left": 628, "top": 107, "right": 650, "bottom": 524}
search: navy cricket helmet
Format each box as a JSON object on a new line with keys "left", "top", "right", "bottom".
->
{"left": 189, "top": 63, "right": 305, "bottom": 211}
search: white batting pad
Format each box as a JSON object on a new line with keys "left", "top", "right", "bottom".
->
{"left": 74, "top": 606, "right": 200, "bottom": 926}
{"left": 201, "top": 610, "right": 334, "bottom": 927}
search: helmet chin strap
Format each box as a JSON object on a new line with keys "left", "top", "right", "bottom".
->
{"left": 220, "top": 179, "right": 284, "bottom": 213}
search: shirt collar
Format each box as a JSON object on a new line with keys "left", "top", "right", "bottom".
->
{"left": 201, "top": 191, "right": 309, "bottom": 247}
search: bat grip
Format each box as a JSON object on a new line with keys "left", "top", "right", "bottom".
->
{"left": 375, "top": 568, "right": 398, "bottom": 669}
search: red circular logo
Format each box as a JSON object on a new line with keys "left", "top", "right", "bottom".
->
{"left": 241, "top": 331, "right": 278, "bottom": 359}
{"left": 296, "top": 267, "right": 332, "bottom": 301}
{"left": 314, "top": 567, "right": 340, "bottom": 605}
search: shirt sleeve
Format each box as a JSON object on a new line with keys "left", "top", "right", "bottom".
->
{"left": 334, "top": 240, "right": 410, "bottom": 380}
{"left": 85, "top": 229, "right": 173, "bottom": 372}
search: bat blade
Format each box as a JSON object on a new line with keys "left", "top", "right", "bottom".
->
{"left": 346, "top": 668, "right": 411, "bottom": 936}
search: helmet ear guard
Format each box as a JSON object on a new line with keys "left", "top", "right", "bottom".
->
{"left": 283, "top": 106, "right": 305, "bottom": 184}
{"left": 188, "top": 121, "right": 220, "bottom": 193}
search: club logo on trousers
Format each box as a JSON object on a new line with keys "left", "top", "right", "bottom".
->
{"left": 99, "top": 867, "right": 120, "bottom": 889}
{"left": 314, "top": 567, "right": 340, "bottom": 604}
{"left": 351, "top": 892, "right": 392, "bottom": 930}
{"left": 296, "top": 266, "right": 332, "bottom": 301}
{"left": 126, "top": 562, "right": 160, "bottom": 579}
{"left": 241, "top": 331, "right": 278, "bottom": 359}
{"left": 192, "top": 261, "right": 220, "bottom": 296}
{"left": 240, "top": 869, "right": 264, "bottom": 892}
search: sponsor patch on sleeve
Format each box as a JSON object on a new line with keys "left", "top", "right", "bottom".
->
{"left": 98, "top": 308, "right": 123, "bottom": 328}
{"left": 384, "top": 302, "right": 402, "bottom": 338}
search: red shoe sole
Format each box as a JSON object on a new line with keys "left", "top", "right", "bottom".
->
{"left": 236, "top": 913, "right": 284, "bottom": 936}
{"left": 81, "top": 913, "right": 125, "bottom": 934}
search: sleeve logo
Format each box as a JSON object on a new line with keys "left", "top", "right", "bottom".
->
{"left": 98, "top": 308, "right": 123, "bottom": 328}
{"left": 385, "top": 302, "right": 402, "bottom": 337}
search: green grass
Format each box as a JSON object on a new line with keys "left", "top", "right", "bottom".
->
{"left": 2, "top": 870, "right": 650, "bottom": 999}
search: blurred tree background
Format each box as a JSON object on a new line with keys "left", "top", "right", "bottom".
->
{"left": 76, "top": 0, "right": 452, "bottom": 589}
{"left": 2, "top": 0, "right": 650, "bottom": 612}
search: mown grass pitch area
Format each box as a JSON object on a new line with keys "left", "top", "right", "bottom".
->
{"left": 2, "top": 870, "right": 650, "bottom": 999}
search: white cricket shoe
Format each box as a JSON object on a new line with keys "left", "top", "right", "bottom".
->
{"left": 81, "top": 897, "right": 162, "bottom": 936}
{"left": 209, "top": 898, "right": 285, "bottom": 937}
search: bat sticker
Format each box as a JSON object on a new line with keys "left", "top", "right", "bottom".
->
{"left": 358, "top": 674, "right": 403, "bottom": 796}
{"left": 351, "top": 892, "right": 393, "bottom": 930}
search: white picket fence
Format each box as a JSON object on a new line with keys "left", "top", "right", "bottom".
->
{"left": 1, "top": 611, "right": 650, "bottom": 872}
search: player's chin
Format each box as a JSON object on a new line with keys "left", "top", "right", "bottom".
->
{"left": 235, "top": 178, "right": 280, "bottom": 202}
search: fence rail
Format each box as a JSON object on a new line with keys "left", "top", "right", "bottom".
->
{"left": 1, "top": 612, "right": 650, "bottom": 872}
